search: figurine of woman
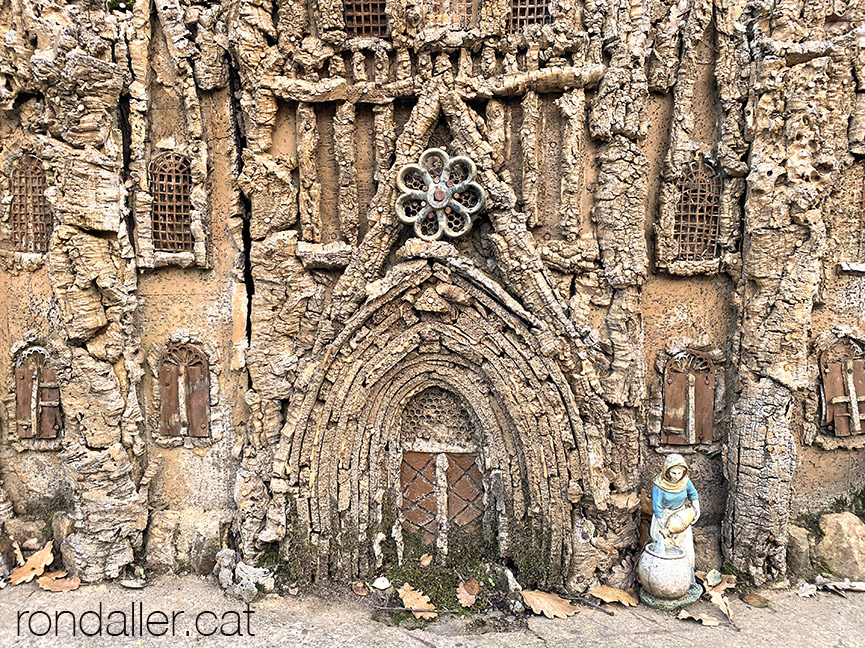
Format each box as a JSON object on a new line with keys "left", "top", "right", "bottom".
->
{"left": 650, "top": 454, "right": 700, "bottom": 571}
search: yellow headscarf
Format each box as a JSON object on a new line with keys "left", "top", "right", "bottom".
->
{"left": 654, "top": 454, "right": 689, "bottom": 493}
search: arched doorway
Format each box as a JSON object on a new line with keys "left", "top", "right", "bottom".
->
{"left": 398, "top": 387, "right": 485, "bottom": 553}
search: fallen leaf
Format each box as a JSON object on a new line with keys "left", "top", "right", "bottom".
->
{"left": 351, "top": 581, "right": 369, "bottom": 596}
{"left": 695, "top": 570, "right": 707, "bottom": 583}
{"left": 797, "top": 582, "right": 817, "bottom": 597}
{"left": 815, "top": 576, "right": 865, "bottom": 594}
{"left": 588, "top": 585, "right": 639, "bottom": 606}
{"left": 397, "top": 583, "right": 437, "bottom": 620}
{"left": 457, "top": 582, "right": 476, "bottom": 607}
{"left": 706, "top": 574, "right": 737, "bottom": 594}
{"left": 741, "top": 592, "right": 770, "bottom": 608}
{"left": 120, "top": 579, "right": 146, "bottom": 589}
{"left": 419, "top": 553, "right": 433, "bottom": 568}
{"left": 707, "top": 590, "right": 733, "bottom": 622}
{"left": 463, "top": 576, "right": 480, "bottom": 596}
{"left": 705, "top": 569, "right": 722, "bottom": 587}
{"left": 11, "top": 541, "right": 24, "bottom": 566}
{"left": 677, "top": 608, "right": 721, "bottom": 626}
{"left": 10, "top": 541, "right": 53, "bottom": 585}
{"left": 521, "top": 590, "right": 579, "bottom": 619}
{"left": 37, "top": 572, "right": 80, "bottom": 592}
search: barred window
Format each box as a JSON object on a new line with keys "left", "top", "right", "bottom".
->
{"left": 150, "top": 152, "right": 193, "bottom": 253}
{"left": 674, "top": 160, "right": 722, "bottom": 262}
{"left": 423, "top": 0, "right": 478, "bottom": 30}
{"left": 10, "top": 155, "right": 52, "bottom": 254}
{"left": 160, "top": 343, "right": 210, "bottom": 438}
{"left": 344, "top": 0, "right": 388, "bottom": 37}
{"left": 507, "top": 0, "right": 551, "bottom": 32}
{"left": 15, "top": 348, "right": 62, "bottom": 440}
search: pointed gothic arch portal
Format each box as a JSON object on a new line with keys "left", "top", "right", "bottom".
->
{"left": 271, "top": 248, "right": 611, "bottom": 586}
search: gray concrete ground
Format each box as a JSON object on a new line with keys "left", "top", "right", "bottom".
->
{"left": 0, "top": 575, "right": 862, "bottom": 648}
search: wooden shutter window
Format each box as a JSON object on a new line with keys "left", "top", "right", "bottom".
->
{"left": 821, "top": 350, "right": 865, "bottom": 437}
{"left": 662, "top": 351, "right": 715, "bottom": 445}
{"left": 15, "top": 349, "right": 62, "bottom": 440}
{"left": 159, "top": 343, "right": 210, "bottom": 438}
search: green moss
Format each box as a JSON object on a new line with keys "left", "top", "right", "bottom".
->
{"left": 503, "top": 521, "right": 556, "bottom": 589}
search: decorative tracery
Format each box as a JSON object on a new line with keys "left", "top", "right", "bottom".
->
{"left": 159, "top": 342, "right": 210, "bottom": 437}
{"left": 10, "top": 155, "right": 52, "bottom": 254}
{"left": 150, "top": 152, "right": 193, "bottom": 253}
{"left": 674, "top": 159, "right": 722, "bottom": 262}
{"left": 396, "top": 149, "right": 485, "bottom": 241}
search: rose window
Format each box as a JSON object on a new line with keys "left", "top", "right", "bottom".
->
{"left": 396, "top": 148, "right": 485, "bottom": 241}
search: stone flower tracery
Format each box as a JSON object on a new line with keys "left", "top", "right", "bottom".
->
{"left": 396, "top": 148, "right": 486, "bottom": 241}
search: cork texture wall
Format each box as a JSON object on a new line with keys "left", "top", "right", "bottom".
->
{"left": 1, "top": 0, "right": 865, "bottom": 593}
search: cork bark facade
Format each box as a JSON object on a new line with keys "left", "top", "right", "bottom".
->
{"left": 1, "top": 0, "right": 865, "bottom": 591}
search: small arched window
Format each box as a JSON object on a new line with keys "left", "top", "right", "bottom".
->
{"left": 150, "top": 152, "right": 193, "bottom": 253}
{"left": 10, "top": 155, "right": 52, "bottom": 254}
{"left": 15, "top": 348, "right": 62, "bottom": 440}
{"left": 507, "top": 0, "right": 551, "bottom": 32}
{"left": 159, "top": 343, "right": 210, "bottom": 437}
{"left": 674, "top": 160, "right": 722, "bottom": 262}
{"left": 343, "top": 0, "right": 388, "bottom": 37}
{"left": 662, "top": 351, "right": 715, "bottom": 445}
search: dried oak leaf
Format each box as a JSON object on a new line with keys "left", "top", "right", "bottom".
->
{"left": 706, "top": 574, "right": 737, "bottom": 594}
{"left": 589, "top": 585, "right": 639, "bottom": 607}
{"left": 457, "top": 582, "right": 476, "bottom": 608}
{"left": 463, "top": 577, "right": 480, "bottom": 596}
{"left": 677, "top": 608, "right": 721, "bottom": 626}
{"left": 397, "top": 583, "right": 437, "bottom": 620}
{"left": 707, "top": 590, "right": 733, "bottom": 622}
{"left": 37, "top": 571, "right": 80, "bottom": 592}
{"left": 521, "top": 590, "right": 579, "bottom": 619}
{"left": 10, "top": 541, "right": 53, "bottom": 586}
{"left": 741, "top": 592, "right": 770, "bottom": 608}
{"left": 419, "top": 553, "right": 433, "bottom": 568}
{"left": 351, "top": 581, "right": 369, "bottom": 597}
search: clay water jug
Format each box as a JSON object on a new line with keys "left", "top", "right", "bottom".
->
{"left": 637, "top": 543, "right": 692, "bottom": 599}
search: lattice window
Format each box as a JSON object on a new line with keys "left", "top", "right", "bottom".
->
{"left": 662, "top": 351, "right": 715, "bottom": 445}
{"left": 344, "top": 0, "right": 388, "bottom": 37}
{"left": 159, "top": 343, "right": 210, "bottom": 437}
{"left": 423, "top": 0, "right": 478, "bottom": 30}
{"left": 820, "top": 340, "right": 865, "bottom": 437}
{"left": 401, "top": 452, "right": 438, "bottom": 544}
{"left": 507, "top": 0, "right": 551, "bottom": 32}
{"left": 9, "top": 155, "right": 52, "bottom": 254}
{"left": 400, "top": 452, "right": 483, "bottom": 545}
{"left": 674, "top": 160, "right": 722, "bottom": 262}
{"left": 15, "top": 348, "right": 62, "bottom": 440}
{"left": 150, "top": 152, "right": 193, "bottom": 253}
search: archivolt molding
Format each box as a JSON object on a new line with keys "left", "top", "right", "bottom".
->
{"left": 264, "top": 246, "right": 612, "bottom": 587}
